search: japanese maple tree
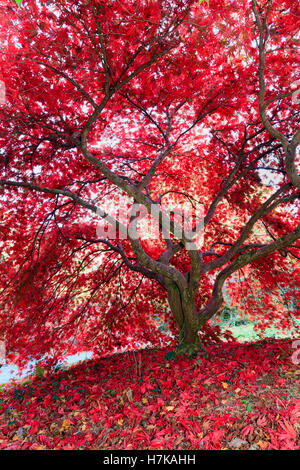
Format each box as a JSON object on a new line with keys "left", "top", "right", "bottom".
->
{"left": 0, "top": 0, "right": 299, "bottom": 364}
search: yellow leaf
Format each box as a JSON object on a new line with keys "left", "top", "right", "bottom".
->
{"left": 165, "top": 406, "right": 174, "bottom": 411}
{"left": 60, "top": 419, "right": 71, "bottom": 432}
{"left": 117, "top": 419, "right": 124, "bottom": 426}
{"left": 222, "top": 382, "right": 229, "bottom": 389}
{"left": 142, "top": 398, "right": 148, "bottom": 404}
{"left": 257, "top": 440, "right": 269, "bottom": 450}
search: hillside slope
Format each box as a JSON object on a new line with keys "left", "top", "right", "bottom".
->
{"left": 0, "top": 339, "right": 299, "bottom": 450}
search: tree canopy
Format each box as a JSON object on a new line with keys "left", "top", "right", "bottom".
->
{"left": 0, "top": 0, "right": 299, "bottom": 365}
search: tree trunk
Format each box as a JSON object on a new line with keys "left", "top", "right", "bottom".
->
{"left": 166, "top": 281, "right": 206, "bottom": 354}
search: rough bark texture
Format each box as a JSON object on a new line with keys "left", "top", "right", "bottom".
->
{"left": 166, "top": 281, "right": 208, "bottom": 353}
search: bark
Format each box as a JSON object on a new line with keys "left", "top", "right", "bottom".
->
{"left": 165, "top": 281, "right": 208, "bottom": 353}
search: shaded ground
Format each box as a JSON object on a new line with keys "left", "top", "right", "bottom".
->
{"left": 0, "top": 338, "right": 299, "bottom": 450}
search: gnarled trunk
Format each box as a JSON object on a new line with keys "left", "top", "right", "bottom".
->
{"left": 166, "top": 281, "right": 207, "bottom": 353}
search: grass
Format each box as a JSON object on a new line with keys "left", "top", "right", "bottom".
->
{"left": 221, "top": 318, "right": 300, "bottom": 343}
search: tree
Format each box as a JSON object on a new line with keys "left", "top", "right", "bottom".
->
{"left": 0, "top": 0, "right": 299, "bottom": 364}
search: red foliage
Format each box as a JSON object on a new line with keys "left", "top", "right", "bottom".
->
{"left": 0, "top": 0, "right": 298, "bottom": 365}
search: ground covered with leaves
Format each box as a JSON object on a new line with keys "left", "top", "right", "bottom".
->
{"left": 0, "top": 338, "right": 299, "bottom": 450}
